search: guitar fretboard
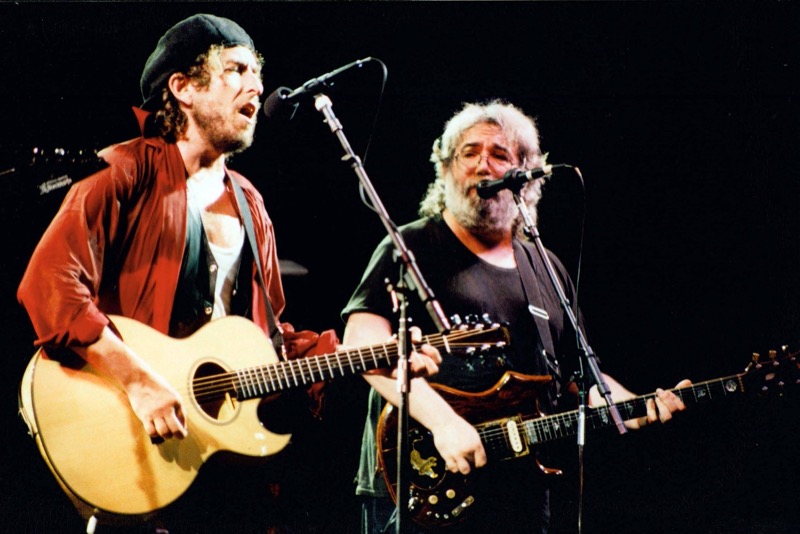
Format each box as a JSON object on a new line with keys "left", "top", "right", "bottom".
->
{"left": 479, "top": 372, "right": 748, "bottom": 457}
{"left": 529, "top": 373, "right": 745, "bottom": 446}
{"left": 189, "top": 325, "right": 508, "bottom": 404}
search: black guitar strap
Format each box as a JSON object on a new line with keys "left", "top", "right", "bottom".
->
{"left": 229, "top": 176, "right": 286, "bottom": 358}
{"left": 512, "top": 239, "right": 561, "bottom": 382}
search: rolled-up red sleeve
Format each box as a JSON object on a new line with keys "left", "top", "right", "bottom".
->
{"left": 17, "top": 167, "right": 120, "bottom": 347}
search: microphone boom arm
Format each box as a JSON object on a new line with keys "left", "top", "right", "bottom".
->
{"left": 312, "top": 93, "right": 450, "bottom": 333}
{"left": 289, "top": 57, "right": 373, "bottom": 98}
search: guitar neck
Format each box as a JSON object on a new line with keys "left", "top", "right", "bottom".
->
{"left": 231, "top": 327, "right": 501, "bottom": 400}
{"left": 482, "top": 372, "right": 747, "bottom": 451}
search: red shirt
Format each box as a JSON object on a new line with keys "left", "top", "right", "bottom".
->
{"left": 17, "top": 108, "right": 285, "bottom": 348}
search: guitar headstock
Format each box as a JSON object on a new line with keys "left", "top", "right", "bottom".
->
{"left": 443, "top": 314, "right": 511, "bottom": 353}
{"left": 741, "top": 346, "right": 799, "bottom": 396}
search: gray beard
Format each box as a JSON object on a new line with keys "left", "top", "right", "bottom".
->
{"left": 444, "top": 176, "right": 518, "bottom": 238}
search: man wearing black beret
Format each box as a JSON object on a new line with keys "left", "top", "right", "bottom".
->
{"left": 17, "top": 13, "right": 440, "bottom": 533}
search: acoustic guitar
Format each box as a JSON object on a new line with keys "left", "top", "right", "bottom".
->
{"left": 18, "top": 314, "right": 509, "bottom": 517}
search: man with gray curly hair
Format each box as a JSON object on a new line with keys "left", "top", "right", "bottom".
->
{"left": 343, "top": 100, "right": 689, "bottom": 533}
{"left": 420, "top": 100, "right": 546, "bottom": 233}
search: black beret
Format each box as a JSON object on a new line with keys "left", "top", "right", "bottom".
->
{"left": 140, "top": 13, "right": 254, "bottom": 111}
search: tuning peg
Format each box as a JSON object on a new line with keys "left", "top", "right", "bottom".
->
{"left": 752, "top": 352, "right": 760, "bottom": 363}
{"left": 481, "top": 313, "right": 493, "bottom": 325}
{"left": 769, "top": 350, "right": 777, "bottom": 360}
{"left": 450, "top": 314, "right": 463, "bottom": 327}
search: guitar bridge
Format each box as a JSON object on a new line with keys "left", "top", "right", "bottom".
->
{"left": 476, "top": 416, "right": 530, "bottom": 459}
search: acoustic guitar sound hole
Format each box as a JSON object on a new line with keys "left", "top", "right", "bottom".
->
{"left": 192, "top": 361, "right": 235, "bottom": 422}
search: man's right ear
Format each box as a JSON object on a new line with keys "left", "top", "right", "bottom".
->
{"left": 167, "top": 72, "right": 192, "bottom": 107}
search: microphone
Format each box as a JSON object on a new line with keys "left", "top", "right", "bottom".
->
{"left": 263, "top": 57, "right": 373, "bottom": 119}
{"left": 475, "top": 165, "right": 555, "bottom": 199}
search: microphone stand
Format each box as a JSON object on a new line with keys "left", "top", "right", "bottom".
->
{"left": 312, "top": 93, "right": 451, "bottom": 534}
{"left": 511, "top": 183, "right": 626, "bottom": 532}
{"left": 511, "top": 187, "right": 625, "bottom": 431}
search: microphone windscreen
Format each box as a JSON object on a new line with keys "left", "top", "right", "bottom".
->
{"left": 262, "top": 86, "right": 296, "bottom": 120}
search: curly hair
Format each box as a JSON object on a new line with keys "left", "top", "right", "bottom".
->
{"left": 419, "top": 100, "right": 547, "bottom": 227}
{"left": 148, "top": 44, "right": 262, "bottom": 142}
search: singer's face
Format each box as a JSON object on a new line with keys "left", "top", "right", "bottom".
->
{"left": 444, "top": 123, "right": 519, "bottom": 234}
{"left": 191, "top": 46, "right": 264, "bottom": 154}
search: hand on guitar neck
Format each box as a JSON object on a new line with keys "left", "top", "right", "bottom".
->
{"left": 587, "top": 373, "right": 693, "bottom": 430}
{"left": 359, "top": 324, "right": 443, "bottom": 380}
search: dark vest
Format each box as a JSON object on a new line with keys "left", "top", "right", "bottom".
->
{"left": 169, "top": 205, "right": 252, "bottom": 338}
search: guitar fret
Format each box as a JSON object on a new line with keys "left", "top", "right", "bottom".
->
{"left": 302, "top": 357, "right": 315, "bottom": 383}
{"left": 532, "top": 421, "right": 543, "bottom": 443}
{"left": 368, "top": 345, "right": 379, "bottom": 368}
{"left": 235, "top": 369, "right": 247, "bottom": 398}
{"left": 314, "top": 356, "right": 325, "bottom": 380}
{"left": 298, "top": 358, "right": 310, "bottom": 384}
{"left": 440, "top": 332, "right": 450, "bottom": 354}
{"left": 237, "top": 369, "right": 254, "bottom": 399}
{"left": 319, "top": 354, "right": 333, "bottom": 379}
{"left": 377, "top": 344, "right": 389, "bottom": 367}
{"left": 590, "top": 407, "right": 610, "bottom": 431}
{"left": 249, "top": 367, "right": 265, "bottom": 396}
{"left": 287, "top": 360, "right": 299, "bottom": 387}
{"left": 268, "top": 362, "right": 280, "bottom": 391}
{"left": 234, "top": 370, "right": 246, "bottom": 398}
{"left": 324, "top": 353, "right": 337, "bottom": 377}
{"left": 357, "top": 347, "right": 367, "bottom": 372}
{"left": 245, "top": 367, "right": 258, "bottom": 397}
{"left": 271, "top": 362, "right": 284, "bottom": 390}
{"left": 554, "top": 413, "right": 569, "bottom": 437}
{"left": 692, "top": 384, "right": 710, "bottom": 403}
{"left": 257, "top": 365, "right": 271, "bottom": 394}
{"left": 385, "top": 343, "right": 395, "bottom": 366}
{"left": 344, "top": 349, "right": 356, "bottom": 374}
{"left": 280, "top": 362, "right": 292, "bottom": 387}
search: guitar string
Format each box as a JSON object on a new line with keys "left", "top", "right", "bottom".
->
{"left": 186, "top": 328, "right": 505, "bottom": 403}
{"left": 24, "top": 328, "right": 503, "bottom": 444}
{"left": 188, "top": 332, "right": 493, "bottom": 402}
{"left": 475, "top": 376, "right": 749, "bottom": 447}
{"left": 188, "top": 336, "right": 793, "bottom": 418}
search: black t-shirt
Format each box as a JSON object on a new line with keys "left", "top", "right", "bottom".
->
{"left": 344, "top": 215, "right": 594, "bottom": 507}
{"left": 342, "top": 215, "right": 588, "bottom": 401}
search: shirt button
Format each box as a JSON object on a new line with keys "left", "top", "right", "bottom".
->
{"left": 204, "top": 306, "right": 213, "bottom": 315}
{"left": 209, "top": 264, "right": 218, "bottom": 273}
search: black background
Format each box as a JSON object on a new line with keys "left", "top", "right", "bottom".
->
{"left": 1, "top": 2, "right": 798, "bottom": 533}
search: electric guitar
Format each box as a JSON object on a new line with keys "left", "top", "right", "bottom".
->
{"left": 18, "top": 314, "right": 510, "bottom": 517}
{"left": 377, "top": 348, "right": 799, "bottom": 528}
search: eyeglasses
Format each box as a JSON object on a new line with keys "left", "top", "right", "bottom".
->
{"left": 452, "top": 147, "right": 516, "bottom": 172}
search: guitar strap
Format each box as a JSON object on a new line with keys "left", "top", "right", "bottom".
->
{"left": 512, "top": 239, "right": 561, "bottom": 382}
{"left": 229, "top": 176, "right": 286, "bottom": 359}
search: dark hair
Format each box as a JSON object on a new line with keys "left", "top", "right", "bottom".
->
{"left": 149, "top": 46, "right": 217, "bottom": 142}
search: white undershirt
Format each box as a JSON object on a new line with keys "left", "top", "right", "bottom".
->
{"left": 207, "top": 225, "right": 245, "bottom": 319}
{"left": 186, "top": 176, "right": 245, "bottom": 319}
